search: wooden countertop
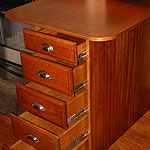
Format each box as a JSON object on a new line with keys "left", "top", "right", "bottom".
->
{"left": 6, "top": 0, "right": 150, "bottom": 41}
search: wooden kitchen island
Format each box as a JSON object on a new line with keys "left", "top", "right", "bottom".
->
{"left": 4, "top": 0, "right": 150, "bottom": 149}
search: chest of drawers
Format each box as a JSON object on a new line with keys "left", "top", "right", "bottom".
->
{"left": 4, "top": 0, "right": 150, "bottom": 150}
{"left": 8, "top": 27, "right": 89, "bottom": 150}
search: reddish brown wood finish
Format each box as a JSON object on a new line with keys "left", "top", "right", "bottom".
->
{"left": 108, "top": 110, "right": 150, "bottom": 150}
{"left": 90, "top": 18, "right": 150, "bottom": 150}
{"left": 6, "top": 0, "right": 150, "bottom": 41}
{"left": 16, "top": 83, "right": 67, "bottom": 129}
{"left": 26, "top": 82, "right": 88, "bottom": 121}
{"left": 20, "top": 52, "right": 74, "bottom": 96}
{"left": 0, "top": 114, "right": 18, "bottom": 149}
{"left": 11, "top": 114, "right": 59, "bottom": 150}
{"left": 11, "top": 112, "right": 88, "bottom": 150}
{"left": 24, "top": 29, "right": 79, "bottom": 65}
{"left": 73, "top": 138, "right": 88, "bottom": 150}
{"left": 4, "top": 140, "right": 37, "bottom": 150}
{"left": 73, "top": 59, "right": 87, "bottom": 86}
{"left": 16, "top": 82, "right": 88, "bottom": 129}
{"left": 78, "top": 140, "right": 88, "bottom": 150}
{"left": 4, "top": 1, "right": 150, "bottom": 149}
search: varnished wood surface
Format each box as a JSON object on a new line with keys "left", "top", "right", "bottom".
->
{"left": 21, "top": 52, "right": 87, "bottom": 96}
{"left": 73, "top": 137, "right": 88, "bottom": 150}
{"left": 90, "top": 18, "right": 150, "bottom": 149}
{"left": 0, "top": 114, "right": 18, "bottom": 150}
{"left": 6, "top": 0, "right": 150, "bottom": 41}
{"left": 2, "top": 110, "right": 150, "bottom": 150}
{"left": 24, "top": 29, "right": 86, "bottom": 65}
{"left": 9, "top": 140, "right": 37, "bottom": 150}
{"left": 16, "top": 82, "right": 87, "bottom": 128}
{"left": 27, "top": 82, "right": 88, "bottom": 122}
{"left": 21, "top": 52, "right": 74, "bottom": 96}
{"left": 73, "top": 59, "right": 87, "bottom": 86}
{"left": 108, "top": 109, "right": 150, "bottom": 150}
{"left": 11, "top": 112, "right": 88, "bottom": 150}
{"left": 16, "top": 83, "right": 67, "bottom": 129}
{"left": 11, "top": 113, "right": 59, "bottom": 150}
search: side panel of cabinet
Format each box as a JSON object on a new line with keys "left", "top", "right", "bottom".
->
{"left": 89, "top": 19, "right": 150, "bottom": 150}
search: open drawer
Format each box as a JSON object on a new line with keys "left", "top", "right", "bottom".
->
{"left": 16, "top": 82, "right": 88, "bottom": 129}
{"left": 3, "top": 139, "right": 88, "bottom": 150}
{"left": 21, "top": 52, "right": 87, "bottom": 97}
{"left": 23, "top": 28, "right": 86, "bottom": 65}
{"left": 11, "top": 112, "right": 89, "bottom": 150}
{"left": 2, "top": 140, "right": 37, "bottom": 150}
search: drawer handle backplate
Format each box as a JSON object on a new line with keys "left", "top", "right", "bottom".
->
{"left": 42, "top": 43, "right": 53, "bottom": 52}
{"left": 32, "top": 102, "right": 46, "bottom": 111}
{"left": 26, "top": 134, "right": 40, "bottom": 143}
{"left": 38, "top": 71, "right": 52, "bottom": 80}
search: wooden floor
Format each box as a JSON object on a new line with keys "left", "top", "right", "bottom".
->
{"left": 0, "top": 114, "right": 18, "bottom": 150}
{"left": 108, "top": 109, "right": 150, "bottom": 150}
{"left": 0, "top": 110, "right": 150, "bottom": 150}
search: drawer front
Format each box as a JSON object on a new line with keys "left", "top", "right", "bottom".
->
{"left": 12, "top": 112, "right": 89, "bottom": 150}
{"left": 24, "top": 29, "right": 78, "bottom": 65}
{"left": 21, "top": 52, "right": 74, "bottom": 96}
{"left": 16, "top": 83, "right": 68, "bottom": 129}
{"left": 11, "top": 114, "right": 59, "bottom": 150}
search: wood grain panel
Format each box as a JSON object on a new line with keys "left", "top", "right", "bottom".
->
{"left": 10, "top": 140, "right": 37, "bottom": 150}
{"left": 16, "top": 83, "right": 67, "bottom": 129}
{"left": 3, "top": 142, "right": 37, "bottom": 150}
{"left": 16, "top": 82, "right": 87, "bottom": 128}
{"left": 32, "top": 53, "right": 87, "bottom": 86}
{"left": 6, "top": 0, "right": 150, "bottom": 41}
{"left": 39, "top": 29, "right": 86, "bottom": 55}
{"left": 11, "top": 113, "right": 59, "bottom": 150}
{"left": 67, "top": 88, "right": 87, "bottom": 120}
{"left": 108, "top": 110, "right": 150, "bottom": 150}
{"left": 73, "top": 59, "right": 87, "bottom": 86}
{"left": 0, "top": 114, "right": 18, "bottom": 149}
{"left": 12, "top": 112, "right": 88, "bottom": 150}
{"left": 24, "top": 29, "right": 79, "bottom": 65}
{"left": 20, "top": 52, "right": 74, "bottom": 96}
{"left": 60, "top": 116, "right": 88, "bottom": 150}
{"left": 73, "top": 138, "right": 88, "bottom": 150}
{"left": 90, "top": 18, "right": 150, "bottom": 150}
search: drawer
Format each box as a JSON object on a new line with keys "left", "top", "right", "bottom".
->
{"left": 72, "top": 138, "right": 88, "bottom": 150}
{"left": 3, "top": 140, "right": 37, "bottom": 150}
{"left": 21, "top": 52, "right": 87, "bottom": 96}
{"left": 16, "top": 82, "right": 88, "bottom": 129}
{"left": 23, "top": 28, "right": 86, "bottom": 65}
{"left": 11, "top": 112, "right": 88, "bottom": 150}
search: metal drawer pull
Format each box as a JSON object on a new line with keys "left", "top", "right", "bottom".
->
{"left": 26, "top": 134, "right": 40, "bottom": 143}
{"left": 32, "top": 102, "right": 45, "bottom": 111}
{"left": 38, "top": 71, "right": 52, "bottom": 80}
{"left": 65, "top": 129, "right": 89, "bottom": 150}
{"left": 42, "top": 43, "right": 53, "bottom": 52}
